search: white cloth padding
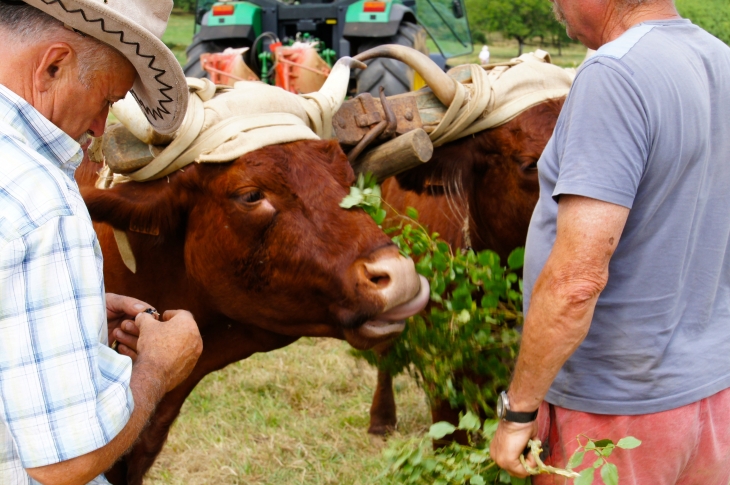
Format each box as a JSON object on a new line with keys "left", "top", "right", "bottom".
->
{"left": 109, "top": 71, "right": 344, "bottom": 182}
{"left": 428, "top": 50, "right": 576, "bottom": 147}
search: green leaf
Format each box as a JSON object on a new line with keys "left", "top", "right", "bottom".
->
{"left": 600, "top": 444, "right": 615, "bottom": 457}
{"left": 458, "top": 411, "right": 481, "bottom": 431}
{"left": 567, "top": 451, "right": 585, "bottom": 470}
{"left": 428, "top": 421, "right": 457, "bottom": 440}
{"left": 457, "top": 309, "right": 471, "bottom": 324}
{"left": 373, "top": 208, "right": 387, "bottom": 225}
{"left": 510, "top": 477, "right": 527, "bottom": 485}
{"left": 339, "top": 190, "right": 363, "bottom": 209}
{"left": 616, "top": 436, "right": 642, "bottom": 449}
{"left": 482, "top": 419, "right": 499, "bottom": 437}
{"left": 507, "top": 247, "right": 525, "bottom": 269}
{"left": 498, "top": 469, "right": 512, "bottom": 483}
{"left": 406, "top": 207, "right": 420, "bottom": 220}
{"left": 470, "top": 475, "right": 486, "bottom": 485}
{"left": 574, "top": 467, "right": 595, "bottom": 485}
{"left": 600, "top": 463, "right": 619, "bottom": 485}
{"left": 593, "top": 439, "right": 613, "bottom": 448}
{"left": 468, "top": 451, "right": 488, "bottom": 464}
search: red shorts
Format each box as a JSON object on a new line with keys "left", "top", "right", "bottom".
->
{"left": 533, "top": 387, "right": 730, "bottom": 485}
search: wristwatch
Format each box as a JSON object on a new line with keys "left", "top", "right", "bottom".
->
{"left": 497, "top": 391, "right": 539, "bottom": 423}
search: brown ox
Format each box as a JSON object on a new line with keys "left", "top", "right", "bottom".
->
{"left": 76, "top": 137, "right": 428, "bottom": 484}
{"left": 367, "top": 98, "right": 565, "bottom": 436}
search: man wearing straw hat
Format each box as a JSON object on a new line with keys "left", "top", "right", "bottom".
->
{"left": 0, "top": 0, "right": 202, "bottom": 483}
{"left": 490, "top": 0, "right": 730, "bottom": 483}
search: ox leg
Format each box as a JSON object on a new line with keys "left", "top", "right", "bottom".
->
{"left": 368, "top": 367, "right": 397, "bottom": 435}
{"left": 106, "top": 324, "right": 298, "bottom": 485}
{"left": 430, "top": 399, "right": 469, "bottom": 447}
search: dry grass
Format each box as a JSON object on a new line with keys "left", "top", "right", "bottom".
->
{"left": 145, "top": 338, "right": 431, "bottom": 484}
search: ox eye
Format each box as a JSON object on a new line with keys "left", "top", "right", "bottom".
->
{"left": 236, "top": 189, "right": 264, "bottom": 205}
{"left": 519, "top": 157, "right": 539, "bottom": 172}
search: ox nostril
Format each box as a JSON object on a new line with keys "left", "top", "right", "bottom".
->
{"left": 369, "top": 274, "right": 391, "bottom": 289}
{"left": 361, "top": 249, "right": 421, "bottom": 313}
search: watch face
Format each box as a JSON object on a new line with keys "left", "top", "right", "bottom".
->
{"left": 497, "top": 392, "right": 506, "bottom": 419}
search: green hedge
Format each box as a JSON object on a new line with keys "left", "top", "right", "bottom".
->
{"left": 677, "top": 0, "right": 730, "bottom": 44}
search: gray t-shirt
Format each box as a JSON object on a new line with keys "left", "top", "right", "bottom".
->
{"left": 524, "top": 20, "right": 730, "bottom": 415}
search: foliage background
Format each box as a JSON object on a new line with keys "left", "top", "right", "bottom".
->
{"left": 676, "top": 0, "right": 730, "bottom": 44}
{"left": 464, "top": 0, "right": 730, "bottom": 47}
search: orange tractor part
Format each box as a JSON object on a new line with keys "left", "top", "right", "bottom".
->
{"left": 201, "top": 43, "right": 331, "bottom": 94}
{"left": 271, "top": 42, "right": 331, "bottom": 94}
{"left": 200, "top": 47, "right": 259, "bottom": 86}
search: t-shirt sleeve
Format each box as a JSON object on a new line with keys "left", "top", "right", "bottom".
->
{"left": 552, "top": 60, "right": 650, "bottom": 208}
{"left": 0, "top": 215, "right": 134, "bottom": 469}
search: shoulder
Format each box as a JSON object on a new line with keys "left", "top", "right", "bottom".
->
{"left": 0, "top": 123, "right": 86, "bottom": 245}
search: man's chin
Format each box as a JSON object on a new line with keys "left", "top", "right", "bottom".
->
{"left": 75, "top": 132, "right": 92, "bottom": 149}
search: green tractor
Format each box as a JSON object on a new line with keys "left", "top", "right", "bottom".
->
{"left": 183, "top": 0, "right": 472, "bottom": 96}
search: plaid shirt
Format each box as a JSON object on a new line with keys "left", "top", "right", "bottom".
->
{"left": 0, "top": 85, "right": 133, "bottom": 484}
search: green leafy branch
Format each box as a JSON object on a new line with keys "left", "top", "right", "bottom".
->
{"left": 383, "top": 412, "right": 641, "bottom": 485}
{"left": 341, "top": 172, "right": 523, "bottom": 415}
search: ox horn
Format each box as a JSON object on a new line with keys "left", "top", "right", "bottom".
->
{"left": 110, "top": 93, "right": 176, "bottom": 146}
{"left": 354, "top": 45, "right": 457, "bottom": 107}
{"left": 316, "top": 56, "right": 366, "bottom": 113}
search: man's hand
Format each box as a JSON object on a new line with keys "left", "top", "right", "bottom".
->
{"left": 26, "top": 309, "right": 202, "bottom": 485}
{"left": 135, "top": 309, "right": 203, "bottom": 392}
{"left": 490, "top": 419, "right": 538, "bottom": 478}
{"left": 105, "top": 293, "right": 151, "bottom": 361}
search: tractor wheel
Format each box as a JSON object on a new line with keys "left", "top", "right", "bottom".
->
{"left": 355, "top": 22, "right": 428, "bottom": 97}
{"left": 183, "top": 40, "right": 230, "bottom": 79}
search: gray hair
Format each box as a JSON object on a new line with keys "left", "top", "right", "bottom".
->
{"left": 0, "top": 0, "right": 130, "bottom": 89}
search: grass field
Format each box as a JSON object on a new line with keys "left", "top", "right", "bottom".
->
{"left": 146, "top": 339, "right": 431, "bottom": 484}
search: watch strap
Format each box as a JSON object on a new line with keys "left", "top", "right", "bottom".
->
{"left": 504, "top": 407, "right": 539, "bottom": 423}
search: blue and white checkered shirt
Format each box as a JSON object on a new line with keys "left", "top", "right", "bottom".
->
{"left": 0, "top": 84, "right": 134, "bottom": 484}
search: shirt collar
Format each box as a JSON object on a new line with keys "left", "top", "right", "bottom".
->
{"left": 0, "top": 84, "right": 83, "bottom": 179}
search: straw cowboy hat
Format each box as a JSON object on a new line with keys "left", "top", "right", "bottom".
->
{"left": 22, "top": 0, "right": 187, "bottom": 134}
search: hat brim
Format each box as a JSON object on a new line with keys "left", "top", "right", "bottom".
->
{"left": 24, "top": 0, "right": 188, "bottom": 135}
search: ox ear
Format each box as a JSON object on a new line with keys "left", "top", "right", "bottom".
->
{"left": 394, "top": 159, "right": 447, "bottom": 194}
{"left": 80, "top": 176, "right": 189, "bottom": 237}
{"left": 318, "top": 139, "right": 356, "bottom": 186}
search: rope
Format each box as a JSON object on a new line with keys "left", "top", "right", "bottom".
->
{"left": 425, "top": 51, "right": 574, "bottom": 148}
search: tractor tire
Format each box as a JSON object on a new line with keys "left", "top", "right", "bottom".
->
{"left": 183, "top": 40, "right": 230, "bottom": 79}
{"left": 355, "top": 22, "right": 428, "bottom": 97}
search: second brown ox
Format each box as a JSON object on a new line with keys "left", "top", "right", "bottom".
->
{"left": 349, "top": 46, "right": 567, "bottom": 436}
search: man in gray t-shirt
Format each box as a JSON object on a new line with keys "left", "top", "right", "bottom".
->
{"left": 491, "top": 0, "right": 730, "bottom": 482}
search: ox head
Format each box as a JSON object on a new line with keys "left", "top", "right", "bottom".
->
{"left": 81, "top": 139, "right": 429, "bottom": 350}
{"left": 393, "top": 100, "right": 563, "bottom": 257}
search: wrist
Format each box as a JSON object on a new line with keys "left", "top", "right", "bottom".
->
{"left": 131, "top": 357, "right": 168, "bottom": 405}
{"left": 497, "top": 391, "right": 539, "bottom": 423}
{"left": 507, "top": 391, "right": 540, "bottom": 414}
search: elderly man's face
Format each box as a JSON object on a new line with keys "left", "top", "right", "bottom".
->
{"left": 53, "top": 56, "right": 136, "bottom": 142}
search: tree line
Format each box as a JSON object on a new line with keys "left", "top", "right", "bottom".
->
{"left": 466, "top": 0, "right": 729, "bottom": 52}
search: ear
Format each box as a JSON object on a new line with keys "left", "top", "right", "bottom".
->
{"left": 321, "top": 139, "right": 356, "bottom": 186}
{"left": 34, "top": 43, "right": 74, "bottom": 93}
{"left": 79, "top": 172, "right": 191, "bottom": 237}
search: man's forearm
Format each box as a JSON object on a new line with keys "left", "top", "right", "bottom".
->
{"left": 507, "top": 196, "right": 629, "bottom": 412}
{"left": 27, "top": 359, "right": 166, "bottom": 485}
{"left": 508, "top": 264, "right": 601, "bottom": 412}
